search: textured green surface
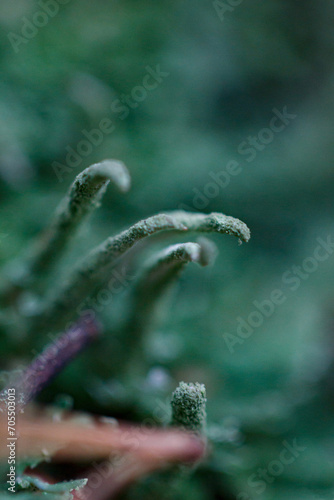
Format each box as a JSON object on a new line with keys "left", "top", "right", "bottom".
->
{"left": 171, "top": 382, "right": 207, "bottom": 433}
{"left": 1, "top": 1, "right": 334, "bottom": 498}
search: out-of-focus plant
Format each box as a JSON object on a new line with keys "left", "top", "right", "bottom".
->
{"left": 0, "top": 161, "right": 250, "bottom": 499}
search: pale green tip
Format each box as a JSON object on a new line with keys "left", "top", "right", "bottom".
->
{"left": 171, "top": 381, "right": 207, "bottom": 433}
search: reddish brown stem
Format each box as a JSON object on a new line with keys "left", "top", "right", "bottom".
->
{"left": 0, "top": 414, "right": 204, "bottom": 462}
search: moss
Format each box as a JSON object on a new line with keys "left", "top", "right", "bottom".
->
{"left": 171, "top": 382, "right": 207, "bottom": 433}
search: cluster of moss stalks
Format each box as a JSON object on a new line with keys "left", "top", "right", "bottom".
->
{"left": 0, "top": 160, "right": 250, "bottom": 498}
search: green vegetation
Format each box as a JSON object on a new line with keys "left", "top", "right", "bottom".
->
{"left": 1, "top": 1, "right": 334, "bottom": 499}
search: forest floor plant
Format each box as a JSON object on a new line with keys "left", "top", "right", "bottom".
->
{"left": 0, "top": 160, "right": 250, "bottom": 499}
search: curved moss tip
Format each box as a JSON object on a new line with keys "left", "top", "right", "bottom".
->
{"left": 171, "top": 382, "right": 207, "bottom": 433}
{"left": 78, "top": 159, "right": 131, "bottom": 193}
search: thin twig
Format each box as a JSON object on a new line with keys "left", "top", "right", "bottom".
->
{"left": 0, "top": 315, "right": 100, "bottom": 411}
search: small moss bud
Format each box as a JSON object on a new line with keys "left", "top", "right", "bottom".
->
{"left": 171, "top": 382, "right": 207, "bottom": 433}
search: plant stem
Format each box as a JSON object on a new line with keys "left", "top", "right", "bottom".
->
{"left": 0, "top": 315, "right": 100, "bottom": 411}
{"left": 30, "top": 214, "right": 187, "bottom": 335}
{"left": 167, "top": 211, "right": 251, "bottom": 243}
{"left": 122, "top": 239, "right": 217, "bottom": 373}
{"left": 0, "top": 160, "right": 130, "bottom": 304}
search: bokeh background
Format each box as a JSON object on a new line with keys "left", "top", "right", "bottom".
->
{"left": 1, "top": 1, "right": 334, "bottom": 499}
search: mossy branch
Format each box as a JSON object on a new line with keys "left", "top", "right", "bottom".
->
{"left": 132, "top": 239, "right": 217, "bottom": 302}
{"left": 123, "top": 239, "right": 217, "bottom": 356}
{"left": 29, "top": 211, "right": 249, "bottom": 336}
{"left": 30, "top": 214, "right": 188, "bottom": 334}
{"left": 0, "top": 160, "right": 131, "bottom": 304}
{"left": 167, "top": 211, "right": 250, "bottom": 244}
{"left": 29, "top": 160, "right": 131, "bottom": 278}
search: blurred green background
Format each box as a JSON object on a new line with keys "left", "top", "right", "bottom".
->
{"left": 1, "top": 1, "right": 334, "bottom": 499}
